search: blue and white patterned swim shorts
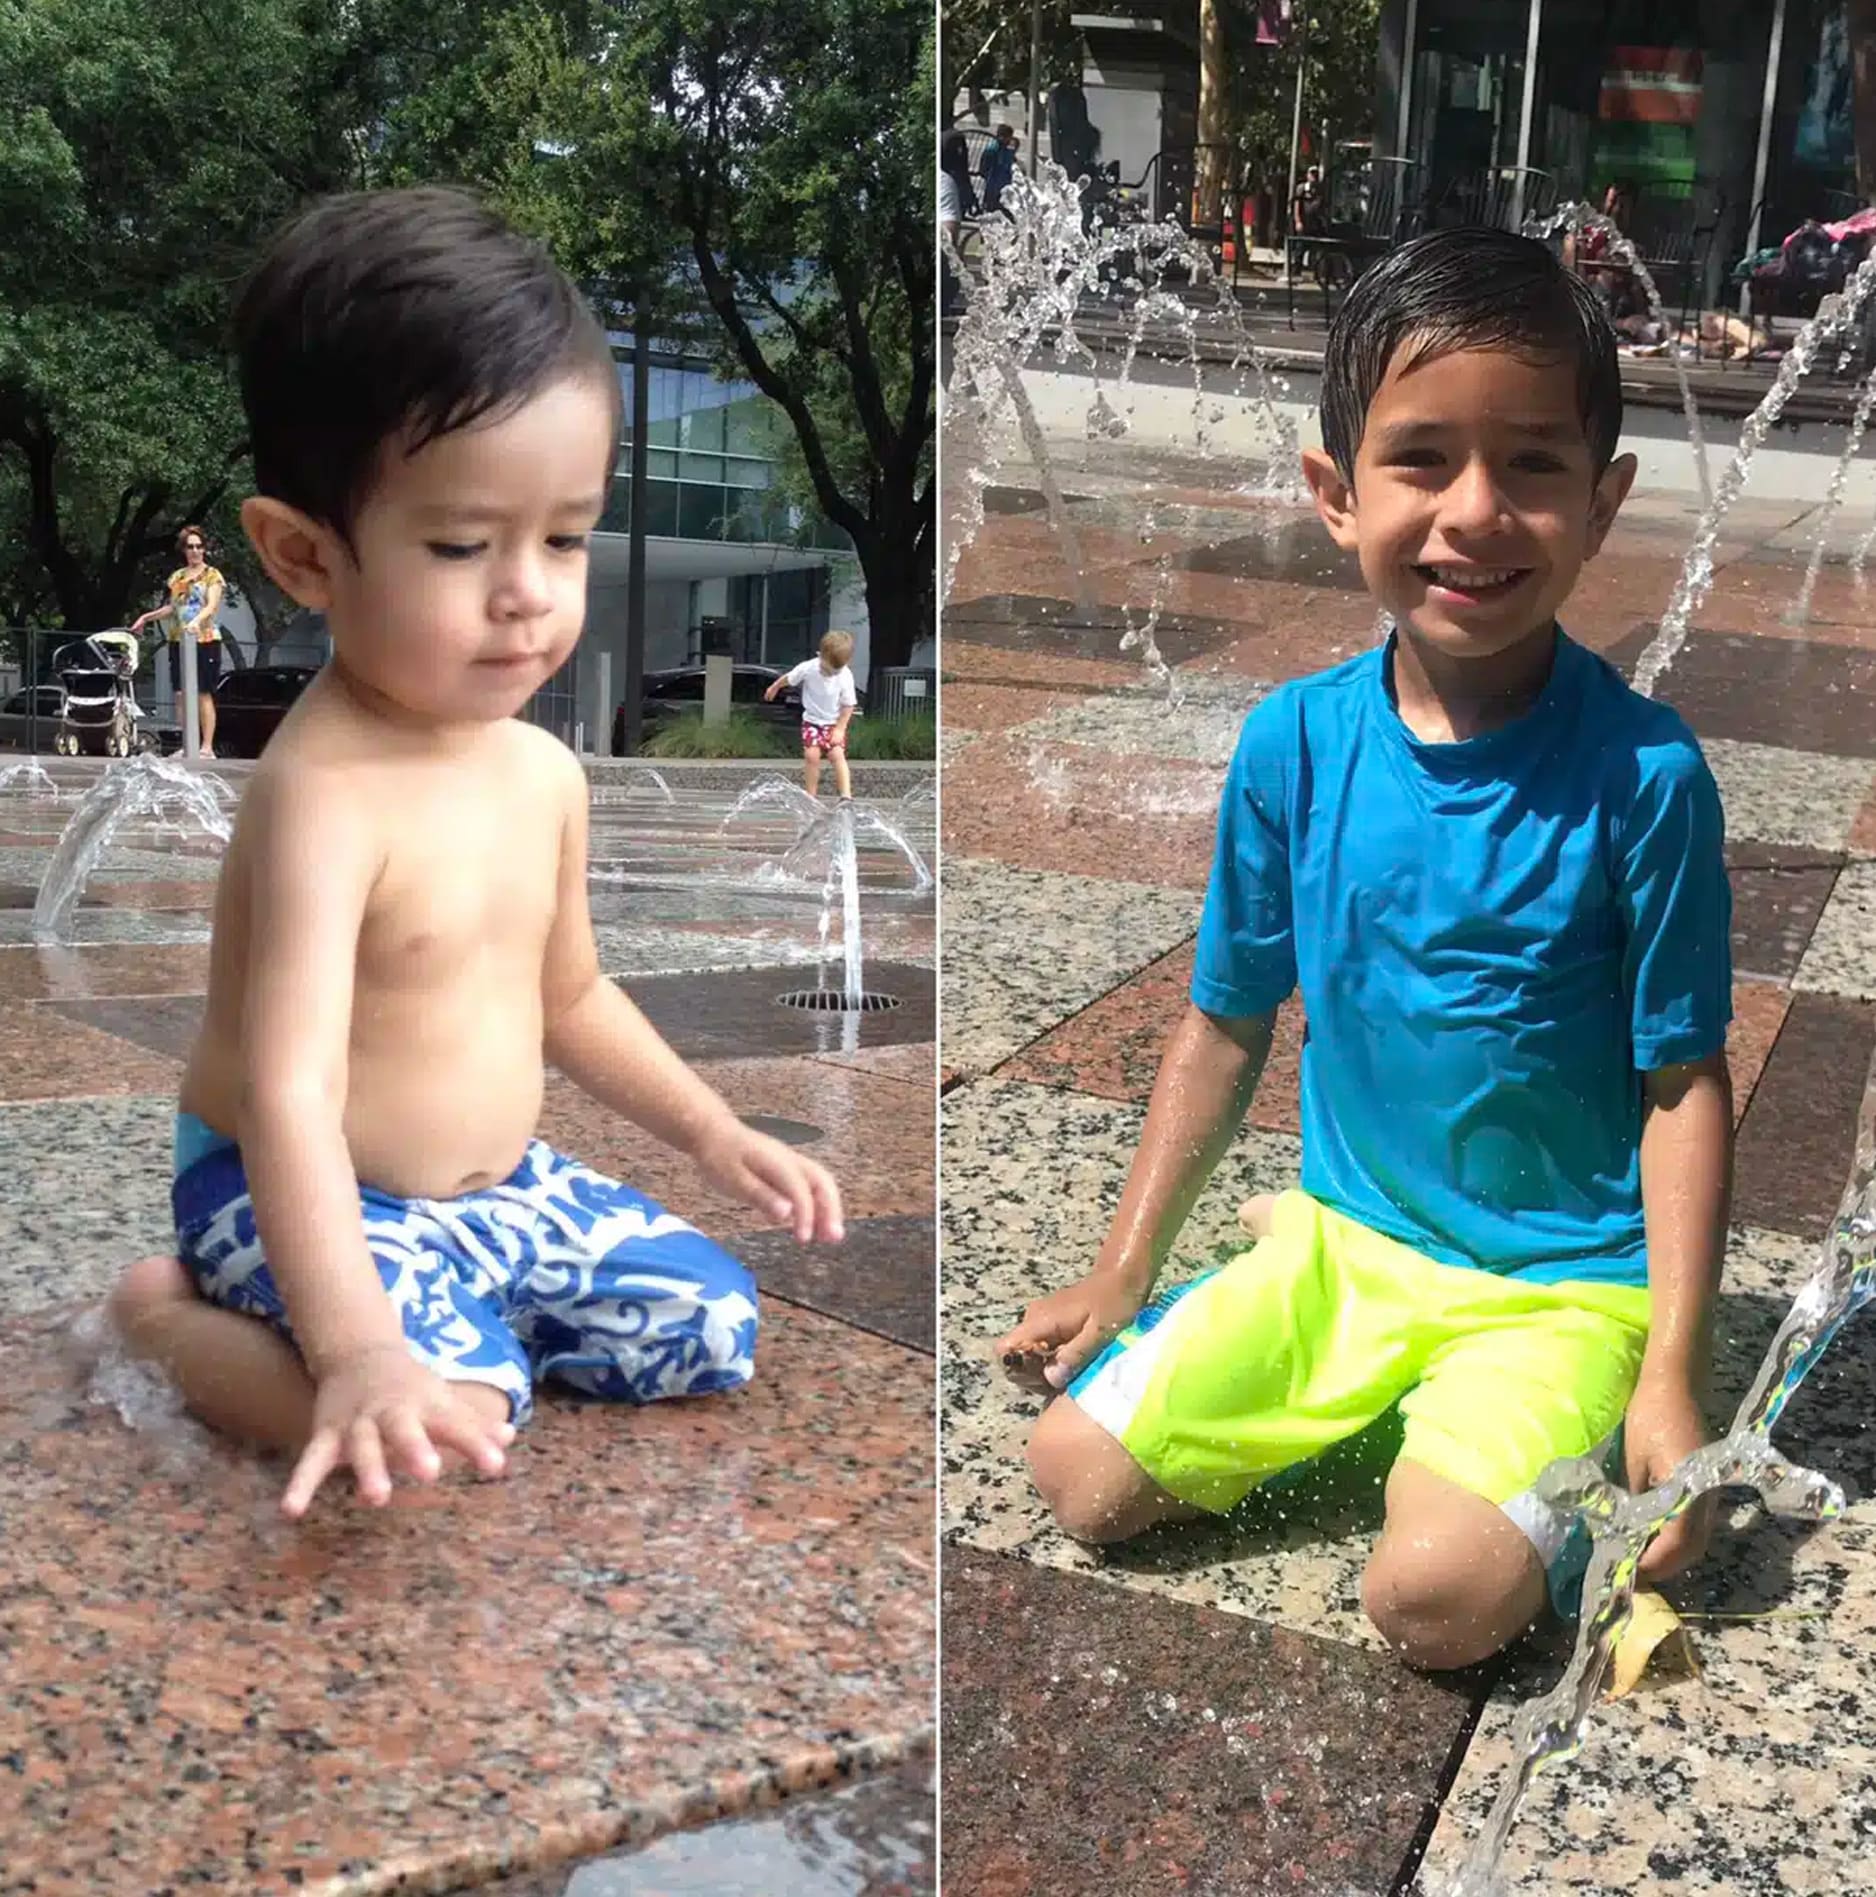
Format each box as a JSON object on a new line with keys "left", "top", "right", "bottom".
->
{"left": 171, "top": 1115, "right": 759, "bottom": 1426}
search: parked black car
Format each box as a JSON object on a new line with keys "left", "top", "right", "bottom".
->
{"left": 211, "top": 664, "right": 319, "bottom": 758}
{"left": 613, "top": 663, "right": 800, "bottom": 753}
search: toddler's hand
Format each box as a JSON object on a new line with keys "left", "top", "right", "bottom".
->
{"left": 700, "top": 1123, "right": 845, "bottom": 1244}
{"left": 282, "top": 1344, "right": 514, "bottom": 1520}
{"left": 995, "top": 1274, "right": 1146, "bottom": 1393}
{"left": 1625, "top": 1379, "right": 1715, "bottom": 1582}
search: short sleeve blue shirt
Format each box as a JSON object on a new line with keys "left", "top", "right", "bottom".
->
{"left": 1191, "top": 630, "right": 1732, "bottom": 1287}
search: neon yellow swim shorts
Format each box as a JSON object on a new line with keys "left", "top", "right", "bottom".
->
{"left": 1066, "top": 1189, "right": 1652, "bottom": 1566}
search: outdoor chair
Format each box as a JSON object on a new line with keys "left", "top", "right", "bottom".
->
{"left": 1618, "top": 186, "right": 1723, "bottom": 340}
{"left": 1285, "top": 155, "right": 1422, "bottom": 328}
{"left": 1435, "top": 165, "right": 1557, "bottom": 235}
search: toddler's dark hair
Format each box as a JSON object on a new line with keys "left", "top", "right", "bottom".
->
{"left": 1319, "top": 227, "right": 1622, "bottom": 481}
{"left": 233, "top": 187, "right": 622, "bottom": 543}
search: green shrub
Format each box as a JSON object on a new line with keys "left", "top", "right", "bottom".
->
{"left": 845, "top": 713, "right": 936, "bottom": 760}
{"left": 641, "top": 709, "right": 795, "bottom": 759}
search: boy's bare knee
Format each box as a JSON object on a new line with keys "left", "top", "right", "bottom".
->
{"left": 1362, "top": 1541, "right": 1542, "bottom": 1670}
{"left": 1027, "top": 1397, "right": 1174, "bottom": 1544}
{"left": 107, "top": 1254, "right": 196, "bottom": 1352}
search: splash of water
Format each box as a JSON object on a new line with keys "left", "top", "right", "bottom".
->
{"left": 30, "top": 756, "right": 233, "bottom": 943}
{"left": 1529, "top": 204, "right": 1713, "bottom": 515}
{"left": 1792, "top": 361, "right": 1876, "bottom": 624}
{"left": 1446, "top": 1113, "right": 1876, "bottom": 1893}
{"left": 720, "top": 775, "right": 826, "bottom": 840}
{"left": 1633, "top": 254, "right": 1876, "bottom": 697}
{"left": 943, "top": 163, "right": 1303, "bottom": 630}
{"left": 0, "top": 759, "right": 60, "bottom": 798}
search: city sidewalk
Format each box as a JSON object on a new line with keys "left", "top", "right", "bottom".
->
{"left": 940, "top": 452, "right": 1876, "bottom": 1893}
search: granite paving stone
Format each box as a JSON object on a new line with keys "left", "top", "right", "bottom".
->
{"left": 1419, "top": 1224, "right": 1876, "bottom": 1896}
{"left": 1700, "top": 738, "right": 1876, "bottom": 854}
{"left": 0, "top": 941, "right": 211, "bottom": 1002}
{"left": 1605, "top": 624, "right": 1876, "bottom": 758}
{"left": 1727, "top": 843, "right": 1845, "bottom": 980}
{"left": 0, "top": 1299, "right": 932, "bottom": 1896}
{"left": 1793, "top": 858, "right": 1876, "bottom": 998}
{"left": 733, "top": 1215, "right": 935, "bottom": 1353}
{"left": 1733, "top": 992, "right": 1876, "bottom": 1238}
{"left": 541, "top": 1058, "right": 935, "bottom": 1233}
{"left": 939, "top": 861, "right": 1202, "bottom": 1077}
{"left": 942, "top": 1546, "right": 1479, "bottom": 1897}
{"left": 0, "top": 1002, "right": 184, "bottom": 1102}
{"left": 942, "top": 735, "right": 1224, "bottom": 887}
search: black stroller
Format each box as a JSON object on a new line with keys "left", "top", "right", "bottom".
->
{"left": 50, "top": 631, "right": 146, "bottom": 757}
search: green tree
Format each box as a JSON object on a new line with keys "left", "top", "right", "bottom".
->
{"left": 940, "top": 0, "right": 1079, "bottom": 122}
{"left": 1227, "top": 0, "right": 1380, "bottom": 210}
{"left": 382, "top": 0, "right": 935, "bottom": 666}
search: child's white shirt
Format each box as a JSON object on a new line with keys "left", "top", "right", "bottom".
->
{"left": 786, "top": 660, "right": 858, "bottom": 726}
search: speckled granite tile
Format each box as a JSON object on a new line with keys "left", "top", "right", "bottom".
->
{"left": 940, "top": 595, "right": 1250, "bottom": 667}
{"left": 1005, "top": 673, "right": 1270, "bottom": 766}
{"left": 1728, "top": 979, "right": 1791, "bottom": 1125}
{"left": 0, "top": 1297, "right": 932, "bottom": 1895}
{"left": 591, "top": 923, "right": 834, "bottom": 978}
{"left": 1734, "top": 993, "right": 1876, "bottom": 1239}
{"left": 1728, "top": 843, "right": 1844, "bottom": 981}
{"left": 942, "top": 734, "right": 1223, "bottom": 887}
{"left": 0, "top": 843, "right": 222, "bottom": 885}
{"left": 807, "top": 1043, "right": 934, "bottom": 1087}
{"left": 0, "top": 942, "right": 210, "bottom": 1002}
{"left": 537, "top": 1059, "right": 932, "bottom": 1233}
{"left": 0, "top": 1094, "right": 178, "bottom": 1315}
{"left": 997, "top": 939, "right": 1309, "bottom": 1133}
{"left": 943, "top": 1546, "right": 1477, "bottom": 1897}
{"left": 0, "top": 1004, "right": 182, "bottom": 1102}
{"left": 1793, "top": 859, "right": 1876, "bottom": 998}
{"left": 1420, "top": 1227, "right": 1876, "bottom": 1897}
{"left": 0, "top": 907, "right": 211, "bottom": 946}
{"left": 937, "top": 726, "right": 981, "bottom": 767}
{"left": 940, "top": 860, "right": 1202, "bottom": 1077}
{"left": 468, "top": 1752, "right": 934, "bottom": 1895}
{"left": 620, "top": 963, "right": 935, "bottom": 1061}
{"left": 1703, "top": 739, "right": 1876, "bottom": 853}
{"left": 43, "top": 993, "right": 204, "bottom": 1060}
{"left": 732, "top": 1216, "right": 934, "bottom": 1353}
{"left": 1604, "top": 624, "right": 1876, "bottom": 759}
{"left": 80, "top": 877, "right": 217, "bottom": 912}
{"left": 939, "top": 641, "right": 1142, "bottom": 691}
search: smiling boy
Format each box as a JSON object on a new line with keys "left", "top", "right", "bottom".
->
{"left": 996, "top": 228, "right": 1733, "bottom": 1667}
{"left": 111, "top": 189, "right": 844, "bottom": 1519}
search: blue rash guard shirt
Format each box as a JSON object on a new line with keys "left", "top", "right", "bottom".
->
{"left": 1191, "top": 628, "right": 1732, "bottom": 1287}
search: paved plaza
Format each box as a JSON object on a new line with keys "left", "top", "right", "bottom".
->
{"left": 0, "top": 759, "right": 935, "bottom": 1893}
{"left": 940, "top": 431, "right": 1876, "bottom": 1893}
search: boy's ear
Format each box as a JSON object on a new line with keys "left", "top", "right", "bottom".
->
{"left": 1586, "top": 451, "right": 1638, "bottom": 557}
{"left": 1301, "top": 447, "right": 1360, "bottom": 550}
{"left": 239, "top": 496, "right": 347, "bottom": 610}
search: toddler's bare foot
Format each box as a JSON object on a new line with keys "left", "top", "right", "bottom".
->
{"left": 1237, "top": 1192, "right": 1278, "bottom": 1239}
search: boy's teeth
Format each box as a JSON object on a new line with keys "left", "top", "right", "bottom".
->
{"left": 1429, "top": 566, "right": 1517, "bottom": 587}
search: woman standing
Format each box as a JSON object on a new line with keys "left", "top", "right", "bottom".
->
{"left": 131, "top": 525, "right": 224, "bottom": 757}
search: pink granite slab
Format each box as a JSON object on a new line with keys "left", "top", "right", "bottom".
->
{"left": 0, "top": 1298, "right": 933, "bottom": 1894}
{"left": 0, "top": 1003, "right": 183, "bottom": 1101}
{"left": 536, "top": 1056, "right": 933, "bottom": 1233}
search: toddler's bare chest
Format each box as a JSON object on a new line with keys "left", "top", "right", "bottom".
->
{"left": 358, "top": 813, "right": 560, "bottom": 987}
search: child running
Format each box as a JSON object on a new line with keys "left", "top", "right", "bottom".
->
{"left": 996, "top": 227, "right": 1733, "bottom": 1669}
{"left": 111, "top": 188, "right": 844, "bottom": 1520}
{"left": 765, "top": 629, "right": 858, "bottom": 800}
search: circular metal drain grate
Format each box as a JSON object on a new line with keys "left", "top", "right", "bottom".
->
{"left": 776, "top": 988, "right": 902, "bottom": 1013}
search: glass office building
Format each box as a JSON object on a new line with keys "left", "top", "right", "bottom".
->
{"left": 528, "top": 339, "right": 863, "bottom": 748}
{"left": 1375, "top": 0, "right": 1860, "bottom": 303}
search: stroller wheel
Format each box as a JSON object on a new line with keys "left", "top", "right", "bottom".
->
{"left": 54, "top": 730, "right": 75, "bottom": 757}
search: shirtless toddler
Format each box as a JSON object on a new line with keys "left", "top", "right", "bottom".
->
{"left": 111, "top": 188, "right": 843, "bottom": 1519}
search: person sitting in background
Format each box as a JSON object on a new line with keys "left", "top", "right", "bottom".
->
{"left": 979, "top": 124, "right": 1019, "bottom": 213}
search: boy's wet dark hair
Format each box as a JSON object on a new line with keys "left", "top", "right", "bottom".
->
{"left": 1319, "top": 227, "right": 1622, "bottom": 482}
{"left": 233, "top": 187, "right": 622, "bottom": 544}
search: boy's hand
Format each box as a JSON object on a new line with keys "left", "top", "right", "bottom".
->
{"left": 995, "top": 1273, "right": 1147, "bottom": 1393}
{"left": 282, "top": 1344, "right": 514, "bottom": 1520}
{"left": 698, "top": 1122, "right": 845, "bottom": 1244}
{"left": 1624, "top": 1378, "right": 1715, "bottom": 1582}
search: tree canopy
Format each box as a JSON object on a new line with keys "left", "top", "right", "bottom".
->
{"left": 0, "top": 0, "right": 934, "bottom": 663}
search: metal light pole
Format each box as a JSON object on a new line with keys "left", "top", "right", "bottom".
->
{"left": 621, "top": 288, "right": 652, "bottom": 756}
{"left": 1026, "top": 0, "right": 1043, "bottom": 179}
{"left": 1284, "top": 6, "right": 1309, "bottom": 281}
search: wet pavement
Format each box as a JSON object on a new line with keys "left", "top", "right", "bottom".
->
{"left": 0, "top": 757, "right": 934, "bottom": 1894}
{"left": 941, "top": 412, "right": 1876, "bottom": 1893}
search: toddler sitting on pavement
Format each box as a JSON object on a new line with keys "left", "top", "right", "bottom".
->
{"left": 112, "top": 188, "right": 843, "bottom": 1519}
